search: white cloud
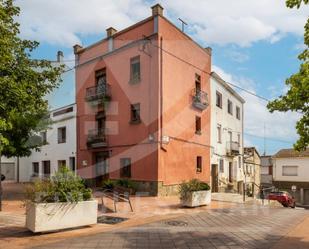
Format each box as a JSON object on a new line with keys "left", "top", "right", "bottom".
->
{"left": 16, "top": 0, "right": 149, "bottom": 47}
{"left": 212, "top": 65, "right": 300, "bottom": 144}
{"left": 164, "top": 0, "right": 308, "bottom": 46}
{"left": 15, "top": 0, "right": 308, "bottom": 47}
{"left": 224, "top": 50, "right": 250, "bottom": 63}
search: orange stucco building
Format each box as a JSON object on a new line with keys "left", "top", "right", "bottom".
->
{"left": 75, "top": 4, "right": 212, "bottom": 195}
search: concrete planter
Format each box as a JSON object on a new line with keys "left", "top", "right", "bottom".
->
{"left": 181, "top": 190, "right": 211, "bottom": 207}
{"left": 26, "top": 200, "right": 98, "bottom": 233}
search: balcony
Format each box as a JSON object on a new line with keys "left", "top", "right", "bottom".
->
{"left": 192, "top": 89, "right": 209, "bottom": 110}
{"left": 85, "top": 84, "right": 111, "bottom": 103}
{"left": 226, "top": 141, "right": 240, "bottom": 156}
{"left": 87, "top": 129, "right": 108, "bottom": 148}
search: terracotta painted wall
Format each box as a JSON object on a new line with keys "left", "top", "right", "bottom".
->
{"left": 76, "top": 18, "right": 160, "bottom": 181}
{"left": 76, "top": 13, "right": 212, "bottom": 186}
{"left": 157, "top": 17, "right": 211, "bottom": 185}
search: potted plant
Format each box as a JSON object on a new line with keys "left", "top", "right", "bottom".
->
{"left": 179, "top": 179, "right": 211, "bottom": 207}
{"left": 102, "top": 178, "right": 137, "bottom": 194}
{"left": 25, "top": 167, "right": 98, "bottom": 233}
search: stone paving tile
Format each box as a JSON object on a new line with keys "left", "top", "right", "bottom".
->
{"left": 29, "top": 206, "right": 307, "bottom": 249}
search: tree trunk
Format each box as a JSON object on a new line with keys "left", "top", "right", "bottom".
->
{"left": 0, "top": 152, "right": 2, "bottom": 211}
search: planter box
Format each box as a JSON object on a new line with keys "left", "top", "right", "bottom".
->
{"left": 181, "top": 190, "right": 211, "bottom": 207}
{"left": 26, "top": 200, "right": 98, "bottom": 233}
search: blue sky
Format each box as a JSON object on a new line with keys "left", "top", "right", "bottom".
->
{"left": 16, "top": 0, "right": 308, "bottom": 155}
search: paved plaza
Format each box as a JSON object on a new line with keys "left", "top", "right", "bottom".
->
{"left": 30, "top": 206, "right": 308, "bottom": 249}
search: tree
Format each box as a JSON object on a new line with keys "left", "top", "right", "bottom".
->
{"left": 267, "top": 0, "right": 309, "bottom": 151}
{"left": 0, "top": 0, "right": 63, "bottom": 210}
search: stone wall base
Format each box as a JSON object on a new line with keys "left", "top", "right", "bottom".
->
{"left": 134, "top": 181, "right": 180, "bottom": 196}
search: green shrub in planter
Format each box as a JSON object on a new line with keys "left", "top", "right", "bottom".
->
{"left": 102, "top": 178, "right": 137, "bottom": 192}
{"left": 179, "top": 179, "right": 210, "bottom": 200}
{"left": 116, "top": 178, "right": 137, "bottom": 190}
{"left": 102, "top": 179, "right": 116, "bottom": 190}
{"left": 25, "top": 166, "right": 92, "bottom": 203}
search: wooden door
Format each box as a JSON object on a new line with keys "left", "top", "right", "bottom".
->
{"left": 211, "top": 164, "right": 219, "bottom": 192}
{"left": 229, "top": 162, "right": 233, "bottom": 183}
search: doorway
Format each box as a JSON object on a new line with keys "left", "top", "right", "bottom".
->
{"left": 211, "top": 164, "right": 219, "bottom": 192}
{"left": 228, "top": 162, "right": 233, "bottom": 183}
{"left": 94, "top": 152, "right": 109, "bottom": 185}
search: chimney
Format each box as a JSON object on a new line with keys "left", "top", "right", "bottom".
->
{"left": 73, "top": 44, "right": 83, "bottom": 54}
{"left": 57, "top": 51, "right": 64, "bottom": 62}
{"left": 151, "top": 3, "right": 164, "bottom": 16}
{"left": 205, "top": 47, "right": 212, "bottom": 56}
{"left": 106, "top": 27, "right": 117, "bottom": 38}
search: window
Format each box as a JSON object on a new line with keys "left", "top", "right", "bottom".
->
{"left": 216, "top": 91, "right": 222, "bottom": 108}
{"left": 228, "top": 99, "right": 233, "bottom": 115}
{"left": 238, "top": 156, "right": 242, "bottom": 168}
{"left": 57, "top": 127, "right": 66, "bottom": 143}
{"left": 236, "top": 106, "right": 240, "bottom": 120}
{"left": 282, "top": 166, "right": 298, "bottom": 176}
{"left": 237, "top": 134, "right": 241, "bottom": 147}
{"left": 228, "top": 131, "right": 232, "bottom": 142}
{"left": 120, "top": 158, "right": 131, "bottom": 178}
{"left": 130, "top": 103, "right": 141, "bottom": 123}
{"left": 32, "top": 162, "right": 39, "bottom": 176}
{"left": 40, "top": 131, "right": 47, "bottom": 144}
{"left": 130, "top": 56, "right": 140, "bottom": 83}
{"left": 42, "top": 161, "right": 51, "bottom": 177}
{"left": 195, "top": 116, "right": 201, "bottom": 134}
{"left": 219, "top": 159, "right": 224, "bottom": 173}
{"left": 196, "top": 156, "right": 202, "bottom": 173}
{"left": 58, "top": 160, "right": 66, "bottom": 168}
{"left": 268, "top": 166, "right": 273, "bottom": 175}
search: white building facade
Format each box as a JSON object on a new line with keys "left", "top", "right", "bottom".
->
{"left": 273, "top": 148, "right": 309, "bottom": 205}
{"left": 0, "top": 157, "right": 17, "bottom": 182}
{"left": 19, "top": 103, "right": 76, "bottom": 182}
{"left": 210, "top": 72, "right": 245, "bottom": 193}
{"left": 260, "top": 155, "right": 273, "bottom": 187}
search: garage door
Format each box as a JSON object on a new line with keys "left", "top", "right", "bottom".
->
{"left": 1, "top": 163, "right": 15, "bottom": 181}
{"left": 304, "top": 189, "right": 309, "bottom": 205}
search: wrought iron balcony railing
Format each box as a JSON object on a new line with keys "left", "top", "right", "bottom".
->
{"left": 87, "top": 128, "right": 108, "bottom": 148}
{"left": 85, "top": 83, "right": 111, "bottom": 102}
{"left": 226, "top": 141, "right": 240, "bottom": 156}
{"left": 192, "top": 89, "right": 209, "bottom": 110}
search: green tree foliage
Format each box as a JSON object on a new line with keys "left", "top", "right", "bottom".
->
{"left": 0, "top": 0, "right": 63, "bottom": 156}
{"left": 267, "top": 0, "right": 309, "bottom": 151}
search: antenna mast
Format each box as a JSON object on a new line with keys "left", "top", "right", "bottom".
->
{"left": 178, "top": 18, "right": 188, "bottom": 32}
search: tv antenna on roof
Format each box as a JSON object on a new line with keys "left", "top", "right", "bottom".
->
{"left": 178, "top": 18, "right": 187, "bottom": 32}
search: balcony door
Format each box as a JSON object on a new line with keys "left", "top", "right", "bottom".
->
{"left": 96, "top": 111, "right": 106, "bottom": 134}
{"left": 96, "top": 69, "right": 106, "bottom": 93}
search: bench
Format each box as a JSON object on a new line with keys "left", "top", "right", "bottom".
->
{"left": 100, "top": 186, "right": 133, "bottom": 212}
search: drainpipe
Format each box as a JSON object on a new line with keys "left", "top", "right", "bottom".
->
{"left": 242, "top": 102, "right": 246, "bottom": 202}
{"left": 160, "top": 37, "right": 164, "bottom": 150}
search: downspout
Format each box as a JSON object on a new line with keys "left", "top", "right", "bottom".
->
{"left": 160, "top": 37, "right": 165, "bottom": 151}
{"left": 242, "top": 102, "right": 246, "bottom": 202}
